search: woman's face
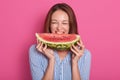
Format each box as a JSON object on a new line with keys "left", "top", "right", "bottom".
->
{"left": 50, "top": 10, "right": 69, "bottom": 34}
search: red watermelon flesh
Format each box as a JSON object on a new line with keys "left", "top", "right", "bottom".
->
{"left": 35, "top": 33, "right": 80, "bottom": 50}
{"left": 39, "top": 33, "right": 77, "bottom": 42}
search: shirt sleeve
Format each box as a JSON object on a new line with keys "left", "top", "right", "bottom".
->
{"left": 29, "top": 44, "right": 45, "bottom": 80}
{"left": 78, "top": 49, "right": 91, "bottom": 80}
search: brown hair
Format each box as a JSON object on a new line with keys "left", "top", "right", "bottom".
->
{"left": 44, "top": 3, "right": 78, "bottom": 34}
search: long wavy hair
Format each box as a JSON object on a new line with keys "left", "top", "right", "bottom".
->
{"left": 44, "top": 3, "right": 78, "bottom": 34}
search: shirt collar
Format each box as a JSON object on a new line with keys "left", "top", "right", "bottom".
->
{"left": 54, "top": 50, "right": 71, "bottom": 64}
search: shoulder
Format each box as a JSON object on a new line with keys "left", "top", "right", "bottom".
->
{"left": 29, "top": 44, "right": 38, "bottom": 57}
{"left": 29, "top": 44, "right": 36, "bottom": 53}
{"left": 29, "top": 44, "right": 48, "bottom": 71}
{"left": 29, "top": 44, "right": 46, "bottom": 62}
{"left": 83, "top": 49, "right": 91, "bottom": 58}
{"left": 78, "top": 48, "right": 91, "bottom": 63}
{"left": 78, "top": 49, "right": 91, "bottom": 80}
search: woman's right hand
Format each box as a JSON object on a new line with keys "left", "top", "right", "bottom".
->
{"left": 36, "top": 41, "right": 55, "bottom": 60}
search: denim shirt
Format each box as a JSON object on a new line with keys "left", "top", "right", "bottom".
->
{"left": 29, "top": 44, "right": 91, "bottom": 80}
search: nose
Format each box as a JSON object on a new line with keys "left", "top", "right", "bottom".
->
{"left": 57, "top": 23, "right": 62, "bottom": 30}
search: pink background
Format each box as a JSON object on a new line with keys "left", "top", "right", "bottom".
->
{"left": 0, "top": 0, "right": 120, "bottom": 80}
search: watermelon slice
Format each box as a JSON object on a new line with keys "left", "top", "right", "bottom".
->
{"left": 35, "top": 33, "right": 80, "bottom": 50}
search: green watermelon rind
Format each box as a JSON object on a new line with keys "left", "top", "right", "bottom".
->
{"left": 35, "top": 33, "right": 80, "bottom": 50}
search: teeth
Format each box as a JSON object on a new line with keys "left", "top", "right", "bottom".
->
{"left": 57, "top": 32, "right": 63, "bottom": 34}
{"left": 55, "top": 31, "right": 65, "bottom": 34}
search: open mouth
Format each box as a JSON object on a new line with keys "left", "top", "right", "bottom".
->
{"left": 55, "top": 31, "right": 65, "bottom": 34}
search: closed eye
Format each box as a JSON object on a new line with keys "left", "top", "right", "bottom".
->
{"left": 51, "top": 22, "right": 57, "bottom": 24}
{"left": 62, "top": 23, "right": 69, "bottom": 25}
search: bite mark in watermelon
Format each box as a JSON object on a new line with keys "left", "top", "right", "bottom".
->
{"left": 35, "top": 33, "right": 80, "bottom": 50}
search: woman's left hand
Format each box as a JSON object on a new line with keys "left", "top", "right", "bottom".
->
{"left": 70, "top": 39, "right": 85, "bottom": 64}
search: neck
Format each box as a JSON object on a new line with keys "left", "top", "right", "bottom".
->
{"left": 57, "top": 50, "right": 69, "bottom": 61}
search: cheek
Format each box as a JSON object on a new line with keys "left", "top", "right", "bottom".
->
{"left": 50, "top": 25, "right": 56, "bottom": 33}
{"left": 64, "top": 26, "right": 70, "bottom": 32}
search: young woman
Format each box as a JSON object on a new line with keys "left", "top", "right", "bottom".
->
{"left": 29, "top": 3, "right": 91, "bottom": 80}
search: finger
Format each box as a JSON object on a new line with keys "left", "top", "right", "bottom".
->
{"left": 39, "top": 42, "right": 43, "bottom": 48}
{"left": 37, "top": 39, "right": 38, "bottom": 44}
{"left": 72, "top": 43, "right": 84, "bottom": 54}
{"left": 77, "top": 42, "right": 81, "bottom": 49}
{"left": 72, "top": 44, "right": 79, "bottom": 53}
{"left": 79, "top": 39, "right": 83, "bottom": 45}
{"left": 70, "top": 46, "right": 79, "bottom": 56}
{"left": 72, "top": 53, "right": 75, "bottom": 59}
{"left": 77, "top": 41, "right": 81, "bottom": 46}
{"left": 36, "top": 40, "right": 42, "bottom": 48}
{"left": 77, "top": 42, "right": 85, "bottom": 50}
{"left": 78, "top": 46, "right": 85, "bottom": 55}
{"left": 36, "top": 43, "right": 41, "bottom": 49}
{"left": 79, "top": 44, "right": 85, "bottom": 50}
{"left": 77, "top": 39, "right": 83, "bottom": 46}
{"left": 37, "top": 42, "right": 44, "bottom": 52}
{"left": 43, "top": 44, "right": 47, "bottom": 52}
{"left": 71, "top": 46, "right": 84, "bottom": 58}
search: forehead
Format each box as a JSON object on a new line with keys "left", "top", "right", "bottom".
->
{"left": 51, "top": 10, "right": 69, "bottom": 20}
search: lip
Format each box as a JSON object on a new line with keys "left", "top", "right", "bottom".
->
{"left": 55, "top": 31, "right": 65, "bottom": 34}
